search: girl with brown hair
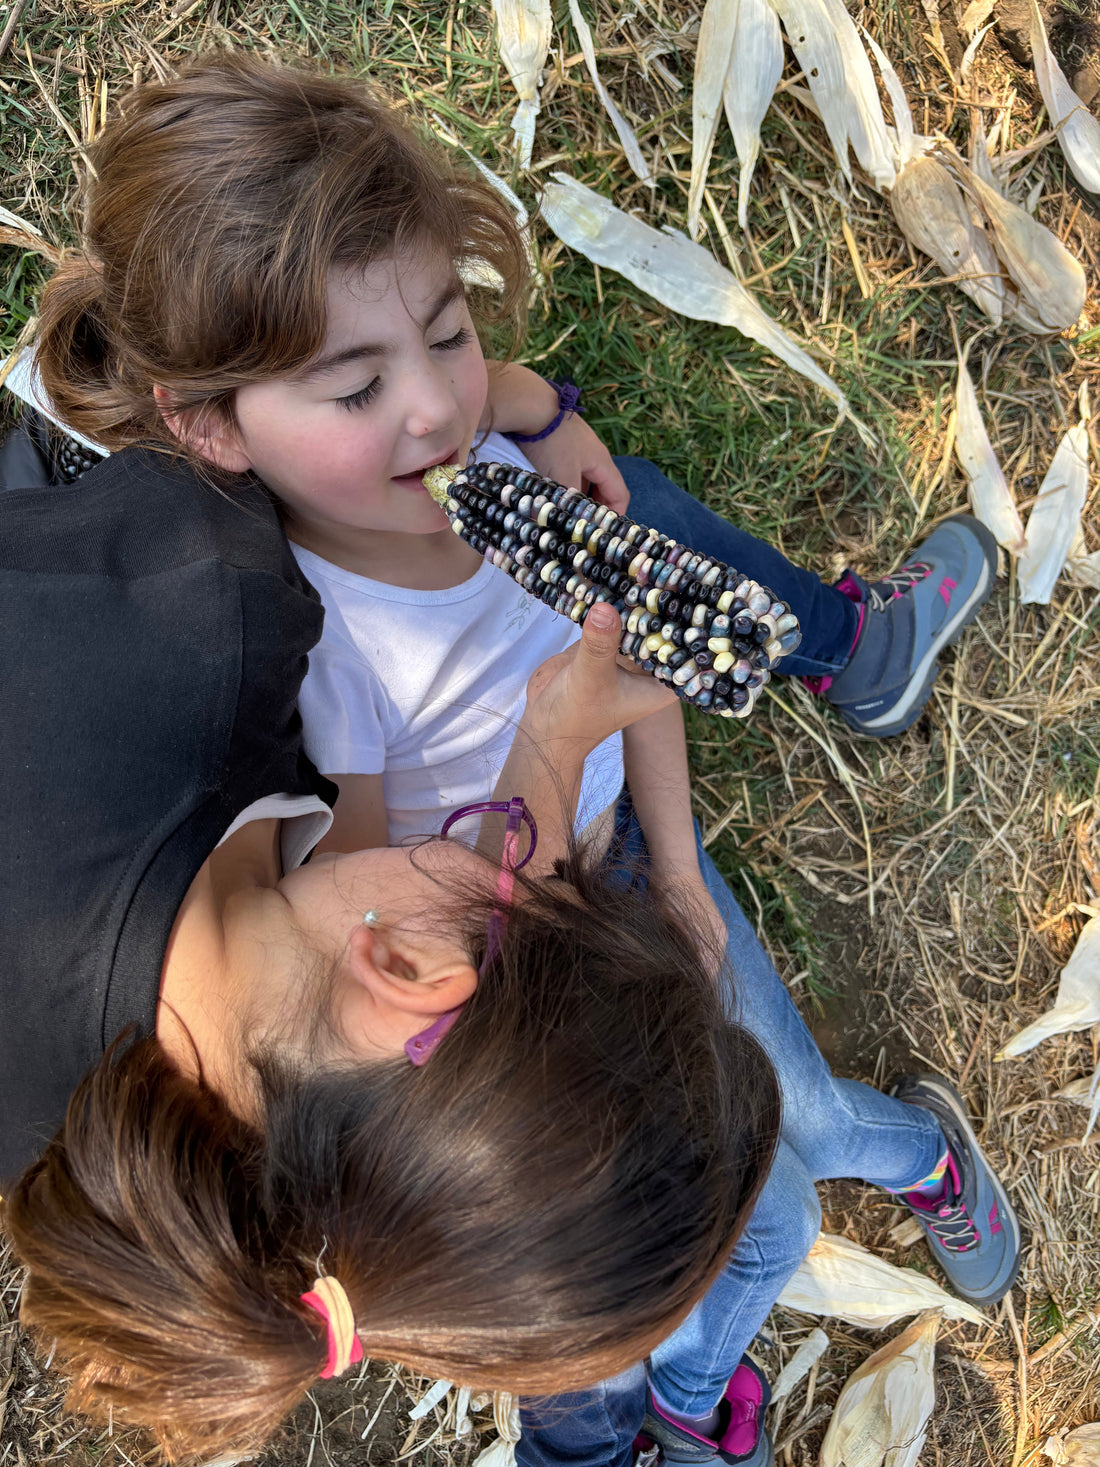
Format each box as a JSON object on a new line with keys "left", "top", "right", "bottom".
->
{"left": 3, "top": 47, "right": 1018, "bottom": 1467}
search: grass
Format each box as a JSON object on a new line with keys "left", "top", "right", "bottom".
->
{"left": 2, "top": 0, "right": 1100, "bottom": 1463}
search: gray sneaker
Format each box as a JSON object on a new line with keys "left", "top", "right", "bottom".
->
{"left": 808, "top": 515, "right": 998, "bottom": 736}
{"left": 891, "top": 1073, "right": 1022, "bottom": 1305}
{"left": 640, "top": 1358, "right": 773, "bottom": 1467}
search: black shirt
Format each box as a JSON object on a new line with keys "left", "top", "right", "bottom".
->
{"left": 0, "top": 446, "right": 333, "bottom": 1181}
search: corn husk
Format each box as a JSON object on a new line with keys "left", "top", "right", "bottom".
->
{"left": 961, "top": 168, "right": 1086, "bottom": 333}
{"left": 954, "top": 352, "right": 1026, "bottom": 553}
{"left": 776, "top": 1232, "right": 986, "bottom": 1326}
{"left": 491, "top": 0, "right": 552, "bottom": 168}
{"left": 569, "top": 0, "right": 654, "bottom": 184}
{"left": 814, "top": 0, "right": 895, "bottom": 190}
{"left": 860, "top": 26, "right": 920, "bottom": 170}
{"left": 688, "top": 0, "right": 741, "bottom": 238}
{"left": 722, "top": 0, "right": 784, "bottom": 229}
{"left": 1017, "top": 414, "right": 1091, "bottom": 604}
{"left": 771, "top": 1328, "right": 830, "bottom": 1402}
{"left": 819, "top": 1313, "right": 940, "bottom": 1467}
{"left": 998, "top": 915, "right": 1100, "bottom": 1057}
{"left": 768, "top": 0, "right": 856, "bottom": 185}
{"left": 1066, "top": 545, "right": 1100, "bottom": 590}
{"left": 890, "top": 156, "right": 1005, "bottom": 325}
{"left": 1044, "top": 1424, "right": 1100, "bottom": 1466}
{"left": 1029, "top": 0, "right": 1100, "bottom": 195}
{"left": 1055, "top": 1061, "right": 1100, "bottom": 1143}
{"left": 541, "top": 172, "right": 867, "bottom": 436}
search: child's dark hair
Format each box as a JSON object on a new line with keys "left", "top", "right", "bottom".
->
{"left": 5, "top": 852, "right": 780, "bottom": 1465}
{"left": 35, "top": 50, "right": 528, "bottom": 452}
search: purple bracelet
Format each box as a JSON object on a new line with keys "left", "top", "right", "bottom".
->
{"left": 504, "top": 379, "right": 584, "bottom": 444}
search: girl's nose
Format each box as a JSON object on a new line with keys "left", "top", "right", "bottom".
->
{"left": 405, "top": 364, "right": 459, "bottom": 438}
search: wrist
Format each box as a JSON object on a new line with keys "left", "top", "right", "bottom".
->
{"left": 505, "top": 379, "right": 584, "bottom": 445}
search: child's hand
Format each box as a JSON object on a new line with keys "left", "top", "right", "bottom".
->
{"left": 522, "top": 602, "right": 674, "bottom": 750}
{"left": 520, "top": 415, "right": 631, "bottom": 516}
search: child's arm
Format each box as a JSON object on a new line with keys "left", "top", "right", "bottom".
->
{"left": 483, "top": 362, "right": 629, "bottom": 513}
{"left": 622, "top": 703, "right": 729, "bottom": 968}
{"left": 490, "top": 603, "right": 674, "bottom": 878}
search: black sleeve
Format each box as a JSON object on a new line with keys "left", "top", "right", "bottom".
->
{"left": 0, "top": 445, "right": 334, "bottom": 1181}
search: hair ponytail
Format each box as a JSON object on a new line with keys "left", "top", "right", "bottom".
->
{"left": 35, "top": 254, "right": 162, "bottom": 450}
{"left": 4, "top": 1039, "right": 331, "bottom": 1462}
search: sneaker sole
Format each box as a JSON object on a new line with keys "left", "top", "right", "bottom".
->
{"left": 840, "top": 543, "right": 995, "bottom": 738}
{"left": 892, "top": 1073, "right": 1022, "bottom": 1305}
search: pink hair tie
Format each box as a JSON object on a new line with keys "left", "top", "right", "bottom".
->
{"left": 300, "top": 1275, "right": 364, "bottom": 1379}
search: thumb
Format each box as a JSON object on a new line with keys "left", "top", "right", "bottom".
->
{"left": 578, "top": 601, "right": 623, "bottom": 662}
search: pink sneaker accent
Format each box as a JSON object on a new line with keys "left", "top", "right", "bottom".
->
{"left": 938, "top": 576, "right": 958, "bottom": 608}
{"left": 718, "top": 1365, "right": 765, "bottom": 1460}
{"left": 802, "top": 674, "right": 833, "bottom": 695}
{"left": 903, "top": 1153, "right": 962, "bottom": 1211}
{"left": 989, "top": 1202, "right": 1003, "bottom": 1235}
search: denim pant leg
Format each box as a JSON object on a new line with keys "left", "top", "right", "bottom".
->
{"left": 614, "top": 456, "right": 858, "bottom": 678}
{"left": 517, "top": 1365, "right": 645, "bottom": 1467}
{"left": 643, "top": 839, "right": 946, "bottom": 1417}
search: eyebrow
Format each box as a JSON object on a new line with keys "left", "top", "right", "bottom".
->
{"left": 298, "top": 282, "right": 466, "bottom": 382}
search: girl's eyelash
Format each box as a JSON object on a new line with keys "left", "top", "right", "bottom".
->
{"left": 337, "top": 380, "right": 381, "bottom": 412}
{"left": 435, "top": 327, "right": 473, "bottom": 351}
{"left": 336, "top": 328, "right": 472, "bottom": 410}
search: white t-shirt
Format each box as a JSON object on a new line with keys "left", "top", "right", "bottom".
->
{"left": 292, "top": 434, "right": 624, "bottom": 845}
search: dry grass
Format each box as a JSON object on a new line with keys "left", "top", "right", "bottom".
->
{"left": 1, "top": 0, "right": 1099, "bottom": 1463}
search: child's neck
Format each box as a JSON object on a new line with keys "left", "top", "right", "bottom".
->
{"left": 288, "top": 516, "right": 482, "bottom": 592}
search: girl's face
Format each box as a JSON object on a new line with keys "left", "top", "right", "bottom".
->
{"left": 228, "top": 250, "right": 489, "bottom": 539}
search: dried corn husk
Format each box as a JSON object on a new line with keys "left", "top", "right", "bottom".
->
{"left": 771, "top": 1328, "right": 829, "bottom": 1402}
{"left": 688, "top": 0, "right": 740, "bottom": 238}
{"left": 1029, "top": 0, "right": 1100, "bottom": 195}
{"left": 1066, "top": 545, "right": 1100, "bottom": 589}
{"left": 820, "top": 1313, "right": 940, "bottom": 1467}
{"left": 776, "top": 1232, "right": 986, "bottom": 1326}
{"left": 722, "top": 0, "right": 784, "bottom": 229}
{"left": 1044, "top": 1424, "right": 1100, "bottom": 1466}
{"left": 1055, "top": 1060, "right": 1100, "bottom": 1142}
{"left": 860, "top": 26, "right": 920, "bottom": 170}
{"left": 568, "top": 0, "right": 653, "bottom": 184}
{"left": 1017, "top": 412, "right": 1091, "bottom": 604}
{"left": 768, "top": 0, "right": 856, "bottom": 184}
{"left": 961, "top": 168, "right": 1086, "bottom": 332}
{"left": 890, "top": 157, "right": 1005, "bottom": 325}
{"left": 409, "top": 1378, "right": 454, "bottom": 1420}
{"left": 816, "top": 0, "right": 895, "bottom": 190}
{"left": 491, "top": 0, "right": 552, "bottom": 168}
{"left": 954, "top": 353, "right": 1026, "bottom": 552}
{"left": 541, "top": 172, "right": 868, "bottom": 436}
{"left": 998, "top": 915, "right": 1100, "bottom": 1056}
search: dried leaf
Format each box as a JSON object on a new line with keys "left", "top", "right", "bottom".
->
{"left": 491, "top": 0, "right": 552, "bottom": 168}
{"left": 999, "top": 915, "right": 1100, "bottom": 1056}
{"left": 541, "top": 172, "right": 868, "bottom": 437}
{"left": 776, "top": 1232, "right": 986, "bottom": 1326}
{"left": 954, "top": 353, "right": 1026, "bottom": 552}
{"left": 959, "top": 0, "right": 995, "bottom": 37}
{"left": 771, "top": 1328, "right": 829, "bottom": 1402}
{"left": 0, "top": 203, "right": 46, "bottom": 238}
{"left": 820, "top": 1313, "right": 940, "bottom": 1467}
{"left": 860, "top": 26, "right": 918, "bottom": 170}
{"left": 890, "top": 156, "right": 1005, "bottom": 325}
{"left": 1055, "top": 1061, "right": 1100, "bottom": 1142}
{"left": 769, "top": 0, "right": 856, "bottom": 184}
{"left": 1029, "top": 0, "right": 1100, "bottom": 195}
{"left": 963, "top": 168, "right": 1086, "bottom": 332}
{"left": 1066, "top": 547, "right": 1100, "bottom": 590}
{"left": 722, "top": 0, "right": 784, "bottom": 229}
{"left": 959, "top": 21, "right": 994, "bottom": 89}
{"left": 689, "top": 0, "right": 741, "bottom": 238}
{"left": 409, "top": 1378, "right": 454, "bottom": 1420}
{"left": 569, "top": 0, "right": 654, "bottom": 183}
{"left": 1018, "top": 397, "right": 1090, "bottom": 603}
{"left": 1044, "top": 1423, "right": 1100, "bottom": 1466}
{"left": 472, "top": 1440, "right": 517, "bottom": 1467}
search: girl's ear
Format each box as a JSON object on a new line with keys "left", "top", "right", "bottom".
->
{"left": 152, "top": 385, "right": 253, "bottom": 473}
{"left": 346, "top": 923, "right": 477, "bottom": 1018}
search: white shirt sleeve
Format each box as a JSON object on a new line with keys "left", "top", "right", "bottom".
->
{"left": 297, "top": 642, "right": 390, "bottom": 777}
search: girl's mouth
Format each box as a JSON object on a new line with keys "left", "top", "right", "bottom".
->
{"left": 393, "top": 451, "right": 460, "bottom": 493}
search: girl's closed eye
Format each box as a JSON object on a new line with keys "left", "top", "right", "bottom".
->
{"left": 337, "top": 379, "right": 382, "bottom": 412}
{"left": 434, "top": 326, "right": 473, "bottom": 352}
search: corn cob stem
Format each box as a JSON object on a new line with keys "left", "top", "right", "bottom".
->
{"left": 424, "top": 461, "right": 801, "bottom": 717}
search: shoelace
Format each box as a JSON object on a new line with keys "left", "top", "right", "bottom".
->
{"left": 865, "top": 560, "right": 932, "bottom": 612}
{"left": 923, "top": 1196, "right": 981, "bottom": 1253}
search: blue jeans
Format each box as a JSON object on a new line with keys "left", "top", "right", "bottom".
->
{"left": 516, "top": 829, "right": 944, "bottom": 1467}
{"left": 616, "top": 457, "right": 858, "bottom": 679}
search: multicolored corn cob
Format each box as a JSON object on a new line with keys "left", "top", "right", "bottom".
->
{"left": 424, "top": 462, "right": 801, "bottom": 718}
